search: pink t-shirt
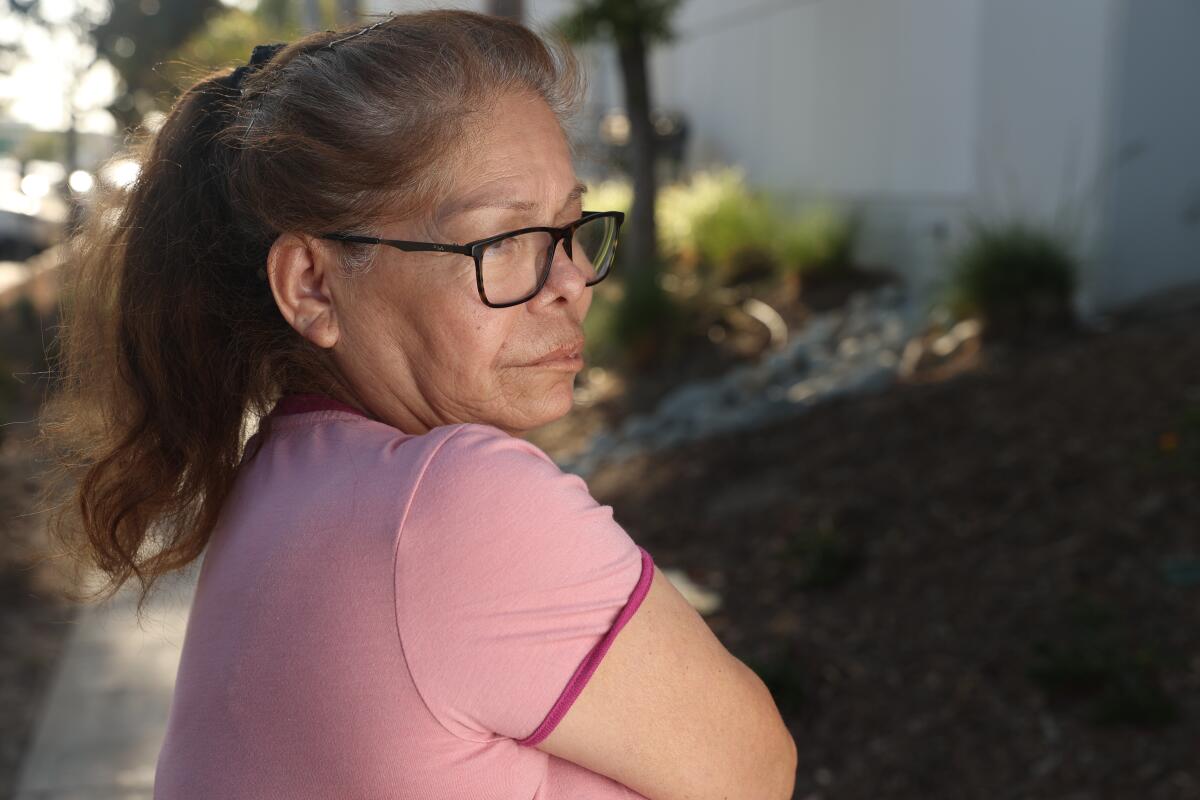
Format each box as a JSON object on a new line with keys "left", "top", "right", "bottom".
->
{"left": 154, "top": 393, "right": 654, "bottom": 799}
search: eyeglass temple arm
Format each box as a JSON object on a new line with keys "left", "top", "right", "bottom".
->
{"left": 319, "top": 232, "right": 473, "bottom": 256}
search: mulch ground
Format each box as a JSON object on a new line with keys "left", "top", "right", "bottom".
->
{"left": 542, "top": 308, "right": 1200, "bottom": 800}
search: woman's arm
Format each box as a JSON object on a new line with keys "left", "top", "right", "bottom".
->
{"left": 535, "top": 565, "right": 798, "bottom": 800}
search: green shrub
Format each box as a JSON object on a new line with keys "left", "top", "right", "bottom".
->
{"left": 946, "top": 220, "right": 1078, "bottom": 339}
{"left": 690, "top": 191, "right": 778, "bottom": 285}
{"left": 656, "top": 166, "right": 749, "bottom": 264}
{"left": 582, "top": 253, "right": 687, "bottom": 371}
{"left": 584, "top": 176, "right": 633, "bottom": 218}
{"left": 772, "top": 201, "right": 858, "bottom": 276}
{"left": 605, "top": 167, "right": 862, "bottom": 290}
{"left": 611, "top": 259, "right": 685, "bottom": 368}
{"left": 655, "top": 167, "right": 785, "bottom": 286}
{"left": 581, "top": 282, "right": 624, "bottom": 367}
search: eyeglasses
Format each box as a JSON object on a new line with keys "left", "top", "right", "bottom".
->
{"left": 318, "top": 210, "right": 625, "bottom": 308}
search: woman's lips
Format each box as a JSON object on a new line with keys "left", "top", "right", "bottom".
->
{"left": 528, "top": 339, "right": 585, "bottom": 367}
{"left": 529, "top": 352, "right": 584, "bottom": 370}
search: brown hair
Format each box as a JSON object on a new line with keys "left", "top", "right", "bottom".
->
{"left": 31, "top": 9, "right": 586, "bottom": 621}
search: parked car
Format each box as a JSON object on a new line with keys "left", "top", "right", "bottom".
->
{"left": 0, "top": 207, "right": 58, "bottom": 262}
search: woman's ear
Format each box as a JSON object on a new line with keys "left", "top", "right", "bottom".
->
{"left": 266, "top": 232, "right": 341, "bottom": 349}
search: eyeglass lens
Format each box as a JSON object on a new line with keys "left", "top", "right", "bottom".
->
{"left": 479, "top": 216, "right": 617, "bottom": 305}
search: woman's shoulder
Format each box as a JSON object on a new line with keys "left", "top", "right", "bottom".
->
{"left": 404, "top": 421, "right": 589, "bottom": 524}
{"left": 423, "top": 421, "right": 559, "bottom": 471}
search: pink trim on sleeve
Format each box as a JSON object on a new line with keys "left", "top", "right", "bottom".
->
{"left": 517, "top": 545, "right": 656, "bottom": 747}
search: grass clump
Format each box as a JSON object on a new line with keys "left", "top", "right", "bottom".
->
{"left": 946, "top": 220, "right": 1078, "bottom": 341}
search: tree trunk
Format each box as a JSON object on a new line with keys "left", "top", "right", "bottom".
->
{"left": 300, "top": 0, "right": 321, "bottom": 32}
{"left": 337, "top": 0, "right": 360, "bottom": 25}
{"left": 486, "top": 0, "right": 524, "bottom": 21}
{"left": 615, "top": 29, "right": 659, "bottom": 285}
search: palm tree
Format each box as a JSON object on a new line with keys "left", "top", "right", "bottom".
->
{"left": 556, "top": 0, "right": 684, "bottom": 363}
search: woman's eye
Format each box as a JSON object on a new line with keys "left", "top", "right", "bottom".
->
{"left": 481, "top": 237, "right": 513, "bottom": 259}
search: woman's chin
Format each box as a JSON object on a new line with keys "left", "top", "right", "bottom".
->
{"left": 516, "top": 384, "right": 576, "bottom": 432}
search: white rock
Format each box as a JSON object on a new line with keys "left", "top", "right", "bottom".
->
{"left": 661, "top": 568, "right": 723, "bottom": 615}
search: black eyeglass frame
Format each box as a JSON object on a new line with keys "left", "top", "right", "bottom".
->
{"left": 318, "top": 210, "right": 625, "bottom": 308}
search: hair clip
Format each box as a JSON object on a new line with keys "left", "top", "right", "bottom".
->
{"left": 229, "top": 42, "right": 287, "bottom": 92}
{"left": 322, "top": 13, "right": 395, "bottom": 51}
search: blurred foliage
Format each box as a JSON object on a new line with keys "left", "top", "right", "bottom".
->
{"left": 581, "top": 167, "right": 865, "bottom": 367}
{"left": 945, "top": 220, "right": 1078, "bottom": 340}
{"left": 584, "top": 177, "right": 633, "bottom": 219}
{"left": 11, "top": 129, "right": 65, "bottom": 163}
{"left": 580, "top": 281, "right": 624, "bottom": 367}
{"left": 90, "top": 0, "right": 223, "bottom": 130}
{"left": 610, "top": 253, "right": 685, "bottom": 371}
{"left": 162, "top": 4, "right": 305, "bottom": 93}
{"left": 55, "top": 0, "right": 348, "bottom": 131}
{"left": 555, "top": 0, "right": 682, "bottom": 45}
{"left": 598, "top": 167, "right": 860, "bottom": 290}
{"left": 772, "top": 202, "right": 858, "bottom": 277}
{"left": 689, "top": 184, "right": 777, "bottom": 286}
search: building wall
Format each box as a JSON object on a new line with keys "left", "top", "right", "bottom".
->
{"left": 525, "top": 0, "right": 987, "bottom": 297}
{"left": 975, "top": 0, "right": 1124, "bottom": 315}
{"left": 1095, "top": 0, "right": 1200, "bottom": 311}
{"left": 524, "top": 0, "right": 1122, "bottom": 304}
{"left": 372, "top": 0, "right": 1193, "bottom": 313}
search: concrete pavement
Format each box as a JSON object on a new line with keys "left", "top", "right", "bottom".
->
{"left": 11, "top": 551, "right": 720, "bottom": 799}
{"left": 13, "top": 562, "right": 199, "bottom": 800}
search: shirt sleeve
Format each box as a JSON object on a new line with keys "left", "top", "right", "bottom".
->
{"left": 394, "top": 422, "right": 655, "bottom": 746}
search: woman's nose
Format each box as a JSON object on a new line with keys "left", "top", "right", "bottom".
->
{"left": 539, "top": 236, "right": 588, "bottom": 300}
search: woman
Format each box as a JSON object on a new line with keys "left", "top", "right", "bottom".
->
{"left": 37, "top": 10, "right": 796, "bottom": 799}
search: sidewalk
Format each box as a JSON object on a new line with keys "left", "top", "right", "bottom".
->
{"left": 12, "top": 554, "right": 719, "bottom": 799}
{"left": 13, "top": 563, "right": 199, "bottom": 800}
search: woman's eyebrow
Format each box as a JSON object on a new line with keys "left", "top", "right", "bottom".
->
{"left": 437, "top": 180, "right": 588, "bottom": 223}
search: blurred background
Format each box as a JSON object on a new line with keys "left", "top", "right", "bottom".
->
{"left": 1, "top": 1, "right": 1198, "bottom": 798}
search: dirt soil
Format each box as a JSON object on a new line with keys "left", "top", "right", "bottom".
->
{"left": 530, "top": 307, "right": 1200, "bottom": 800}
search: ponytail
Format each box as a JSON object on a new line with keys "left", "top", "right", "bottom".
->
{"left": 29, "top": 9, "right": 586, "bottom": 621}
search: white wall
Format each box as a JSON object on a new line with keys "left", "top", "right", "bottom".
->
{"left": 526, "top": 0, "right": 987, "bottom": 296}
{"left": 369, "top": 0, "right": 1194, "bottom": 312}
{"left": 974, "top": 0, "right": 1123, "bottom": 314}
{"left": 1094, "top": 0, "right": 1200, "bottom": 310}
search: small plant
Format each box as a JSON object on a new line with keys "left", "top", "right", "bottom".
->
{"left": 610, "top": 255, "right": 686, "bottom": 370}
{"left": 689, "top": 189, "right": 777, "bottom": 287}
{"left": 1025, "top": 593, "right": 1180, "bottom": 727}
{"left": 656, "top": 166, "right": 751, "bottom": 266}
{"left": 655, "top": 167, "right": 783, "bottom": 287}
{"left": 772, "top": 201, "right": 857, "bottom": 277}
{"left": 785, "top": 519, "right": 864, "bottom": 590}
{"left": 945, "top": 220, "right": 1078, "bottom": 341}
